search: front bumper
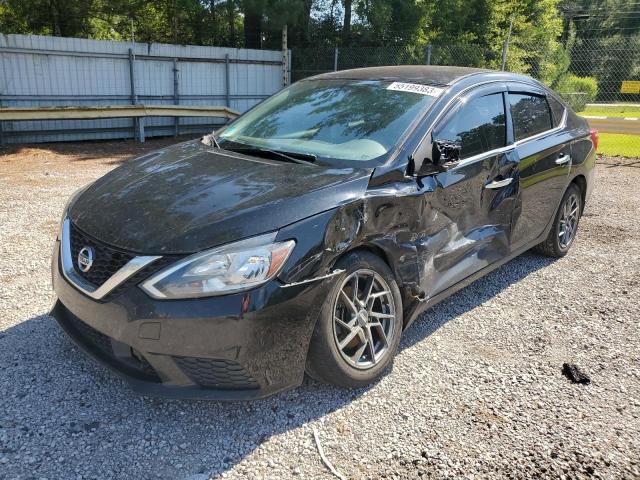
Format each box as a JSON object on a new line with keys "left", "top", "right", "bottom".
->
{"left": 51, "top": 241, "right": 333, "bottom": 400}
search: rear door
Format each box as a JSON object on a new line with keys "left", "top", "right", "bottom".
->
{"left": 415, "top": 85, "right": 519, "bottom": 297}
{"left": 507, "top": 86, "right": 572, "bottom": 249}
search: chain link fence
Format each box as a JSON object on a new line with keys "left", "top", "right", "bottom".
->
{"left": 292, "top": 37, "right": 640, "bottom": 157}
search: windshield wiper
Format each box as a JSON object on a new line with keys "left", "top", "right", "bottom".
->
{"left": 226, "top": 146, "right": 316, "bottom": 165}
{"left": 201, "top": 132, "right": 221, "bottom": 148}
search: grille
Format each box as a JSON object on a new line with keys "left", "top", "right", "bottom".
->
{"left": 64, "top": 312, "right": 160, "bottom": 382}
{"left": 173, "top": 357, "right": 259, "bottom": 390}
{"left": 69, "top": 223, "right": 134, "bottom": 287}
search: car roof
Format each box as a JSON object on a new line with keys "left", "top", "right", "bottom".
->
{"left": 308, "top": 65, "right": 495, "bottom": 86}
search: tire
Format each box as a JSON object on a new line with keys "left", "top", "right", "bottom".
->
{"left": 305, "top": 250, "right": 403, "bottom": 388}
{"left": 535, "top": 183, "right": 583, "bottom": 258}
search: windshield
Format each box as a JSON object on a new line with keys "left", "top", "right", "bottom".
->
{"left": 217, "top": 79, "right": 438, "bottom": 166}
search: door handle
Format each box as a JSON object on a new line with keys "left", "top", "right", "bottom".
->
{"left": 485, "top": 177, "right": 513, "bottom": 189}
{"left": 555, "top": 154, "right": 571, "bottom": 165}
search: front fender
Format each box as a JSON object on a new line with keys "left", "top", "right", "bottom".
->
{"left": 274, "top": 181, "right": 429, "bottom": 319}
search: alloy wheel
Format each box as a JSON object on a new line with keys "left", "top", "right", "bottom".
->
{"left": 558, "top": 193, "right": 580, "bottom": 249}
{"left": 332, "top": 269, "right": 396, "bottom": 370}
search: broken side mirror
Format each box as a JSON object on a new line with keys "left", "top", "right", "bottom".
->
{"left": 414, "top": 140, "right": 462, "bottom": 176}
{"left": 432, "top": 140, "right": 462, "bottom": 167}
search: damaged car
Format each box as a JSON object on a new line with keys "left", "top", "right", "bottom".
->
{"left": 51, "top": 66, "right": 597, "bottom": 399}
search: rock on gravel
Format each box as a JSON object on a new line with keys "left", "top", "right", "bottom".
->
{"left": 0, "top": 143, "right": 639, "bottom": 480}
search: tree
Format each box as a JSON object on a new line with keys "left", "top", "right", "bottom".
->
{"left": 483, "top": 0, "right": 565, "bottom": 82}
{"left": 558, "top": 0, "right": 640, "bottom": 100}
{"left": 560, "top": 0, "right": 640, "bottom": 39}
{"left": 342, "top": 0, "right": 352, "bottom": 44}
{"left": 0, "top": 0, "right": 589, "bottom": 65}
{"left": 0, "top": 0, "right": 95, "bottom": 37}
{"left": 354, "top": 0, "right": 428, "bottom": 46}
{"left": 241, "top": 0, "right": 264, "bottom": 48}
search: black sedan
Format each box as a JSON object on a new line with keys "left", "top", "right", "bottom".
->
{"left": 51, "top": 66, "right": 597, "bottom": 400}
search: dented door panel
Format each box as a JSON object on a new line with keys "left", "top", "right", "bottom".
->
{"left": 416, "top": 149, "right": 518, "bottom": 298}
{"left": 276, "top": 148, "right": 519, "bottom": 310}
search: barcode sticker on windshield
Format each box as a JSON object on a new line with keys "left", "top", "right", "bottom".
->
{"left": 386, "top": 82, "right": 444, "bottom": 97}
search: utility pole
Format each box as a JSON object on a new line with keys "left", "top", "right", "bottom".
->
{"left": 501, "top": 16, "right": 514, "bottom": 71}
{"left": 425, "top": 44, "right": 432, "bottom": 65}
{"left": 130, "top": 19, "right": 137, "bottom": 105}
{"left": 129, "top": 20, "right": 142, "bottom": 141}
{"left": 282, "top": 24, "right": 289, "bottom": 87}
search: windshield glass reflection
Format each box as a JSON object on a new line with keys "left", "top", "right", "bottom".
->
{"left": 218, "top": 79, "right": 437, "bottom": 165}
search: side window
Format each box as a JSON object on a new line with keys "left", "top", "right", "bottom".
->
{"left": 509, "top": 93, "right": 553, "bottom": 141}
{"left": 547, "top": 95, "right": 566, "bottom": 127}
{"left": 433, "top": 93, "right": 506, "bottom": 160}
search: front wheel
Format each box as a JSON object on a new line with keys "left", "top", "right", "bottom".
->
{"left": 305, "top": 251, "right": 403, "bottom": 388}
{"left": 535, "top": 183, "right": 583, "bottom": 258}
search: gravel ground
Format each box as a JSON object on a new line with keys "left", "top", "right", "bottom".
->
{"left": 0, "top": 140, "right": 639, "bottom": 480}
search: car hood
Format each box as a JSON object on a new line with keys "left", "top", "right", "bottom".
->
{"left": 69, "top": 140, "right": 372, "bottom": 254}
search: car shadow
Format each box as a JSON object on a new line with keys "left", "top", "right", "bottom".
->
{"left": 0, "top": 251, "right": 554, "bottom": 479}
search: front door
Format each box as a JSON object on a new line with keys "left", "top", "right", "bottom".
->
{"left": 414, "top": 87, "right": 519, "bottom": 298}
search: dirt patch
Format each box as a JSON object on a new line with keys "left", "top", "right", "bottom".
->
{"left": 0, "top": 135, "right": 200, "bottom": 188}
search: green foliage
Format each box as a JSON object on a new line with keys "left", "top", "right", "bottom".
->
{"left": 0, "top": 0, "right": 625, "bottom": 92}
{"left": 559, "top": 1, "right": 640, "bottom": 101}
{"left": 423, "top": 0, "right": 493, "bottom": 44}
{"left": 555, "top": 73, "right": 599, "bottom": 110}
{"left": 0, "top": 0, "right": 95, "bottom": 37}
{"left": 483, "top": 0, "right": 564, "bottom": 74}
{"left": 354, "top": 0, "right": 428, "bottom": 46}
{"left": 0, "top": 0, "right": 248, "bottom": 46}
{"left": 560, "top": 0, "right": 640, "bottom": 39}
{"left": 0, "top": 0, "right": 569, "bottom": 51}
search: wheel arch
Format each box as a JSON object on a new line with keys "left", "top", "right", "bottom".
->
{"left": 339, "top": 243, "right": 394, "bottom": 274}
{"left": 331, "top": 242, "right": 412, "bottom": 292}
{"left": 328, "top": 242, "right": 417, "bottom": 324}
{"left": 571, "top": 174, "right": 587, "bottom": 212}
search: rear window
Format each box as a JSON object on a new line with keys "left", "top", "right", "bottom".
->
{"left": 509, "top": 93, "right": 553, "bottom": 141}
{"left": 547, "top": 95, "right": 566, "bottom": 127}
{"left": 433, "top": 93, "right": 506, "bottom": 160}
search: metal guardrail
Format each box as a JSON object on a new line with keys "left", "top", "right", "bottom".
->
{"left": 0, "top": 105, "right": 239, "bottom": 143}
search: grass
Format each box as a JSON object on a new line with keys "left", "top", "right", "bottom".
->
{"left": 579, "top": 104, "right": 640, "bottom": 118}
{"left": 597, "top": 133, "right": 640, "bottom": 157}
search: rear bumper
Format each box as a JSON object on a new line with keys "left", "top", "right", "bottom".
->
{"left": 51, "top": 241, "right": 333, "bottom": 400}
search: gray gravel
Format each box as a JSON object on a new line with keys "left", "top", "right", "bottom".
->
{"left": 1, "top": 142, "right": 639, "bottom": 480}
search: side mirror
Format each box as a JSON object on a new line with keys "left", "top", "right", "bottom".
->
{"left": 432, "top": 140, "right": 461, "bottom": 166}
{"left": 413, "top": 140, "right": 462, "bottom": 177}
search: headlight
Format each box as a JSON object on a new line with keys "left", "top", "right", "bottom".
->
{"left": 140, "top": 233, "right": 295, "bottom": 299}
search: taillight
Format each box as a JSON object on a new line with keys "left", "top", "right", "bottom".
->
{"left": 590, "top": 129, "right": 599, "bottom": 151}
